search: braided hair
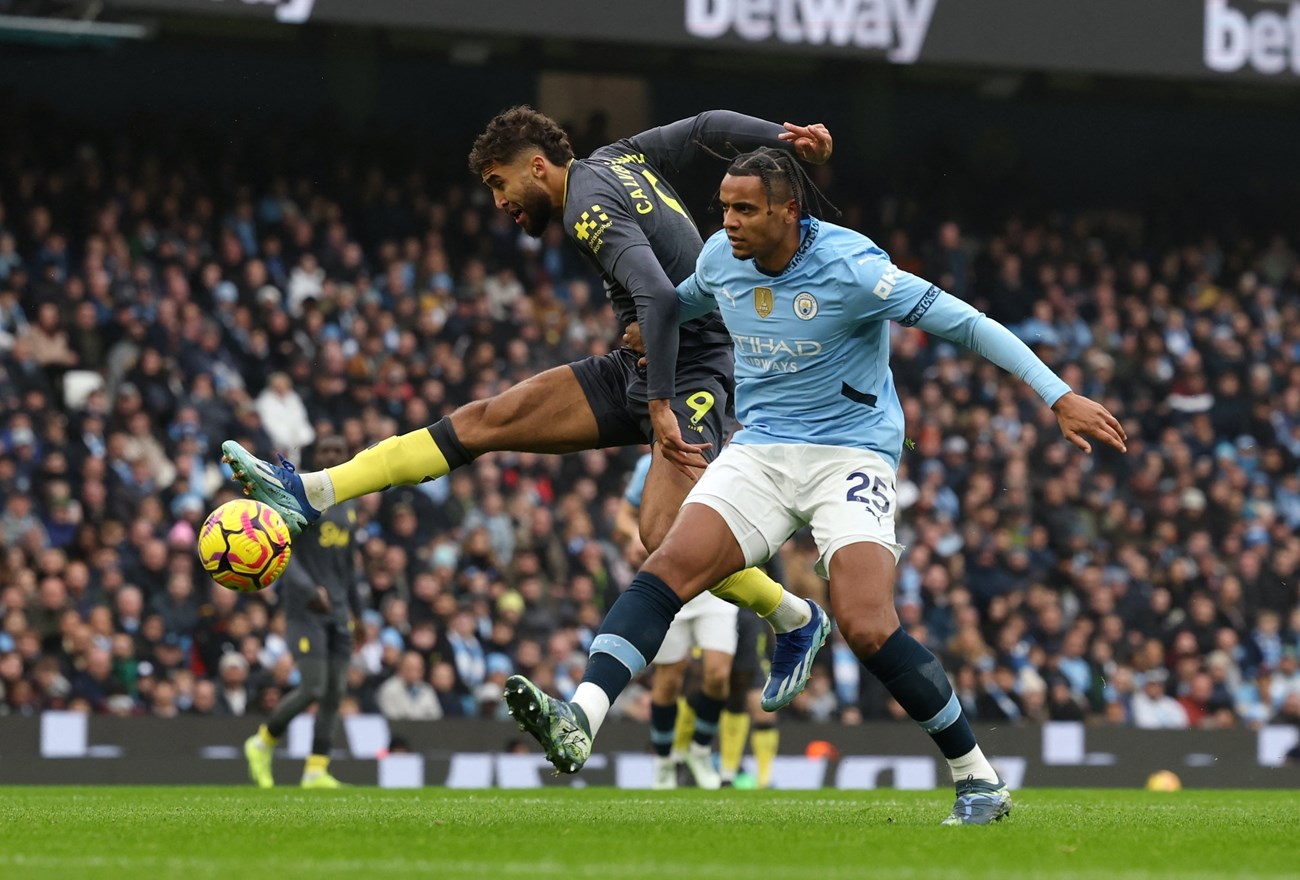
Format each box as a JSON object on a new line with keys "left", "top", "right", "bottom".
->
{"left": 721, "top": 146, "right": 839, "bottom": 219}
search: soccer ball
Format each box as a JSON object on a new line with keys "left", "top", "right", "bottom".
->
{"left": 197, "top": 499, "right": 292, "bottom": 592}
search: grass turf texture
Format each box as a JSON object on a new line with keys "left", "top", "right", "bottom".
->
{"left": 0, "top": 787, "right": 1295, "bottom": 879}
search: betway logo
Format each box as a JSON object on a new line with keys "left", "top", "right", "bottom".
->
{"left": 1205, "top": 0, "right": 1300, "bottom": 75}
{"left": 207, "top": 0, "right": 316, "bottom": 24}
{"left": 685, "top": 0, "right": 937, "bottom": 63}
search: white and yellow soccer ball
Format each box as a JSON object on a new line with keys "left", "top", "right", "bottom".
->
{"left": 197, "top": 499, "right": 292, "bottom": 592}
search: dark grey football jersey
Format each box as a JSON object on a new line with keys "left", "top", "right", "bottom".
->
{"left": 279, "top": 501, "right": 358, "bottom": 623}
{"left": 562, "top": 111, "right": 794, "bottom": 401}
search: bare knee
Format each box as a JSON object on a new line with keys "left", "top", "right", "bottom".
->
{"left": 701, "top": 667, "right": 730, "bottom": 700}
{"left": 652, "top": 663, "right": 687, "bottom": 702}
{"left": 838, "top": 617, "right": 897, "bottom": 660}
{"left": 643, "top": 546, "right": 717, "bottom": 602}
{"left": 643, "top": 512, "right": 744, "bottom": 601}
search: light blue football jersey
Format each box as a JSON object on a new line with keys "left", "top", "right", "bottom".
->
{"left": 677, "top": 217, "right": 1068, "bottom": 468}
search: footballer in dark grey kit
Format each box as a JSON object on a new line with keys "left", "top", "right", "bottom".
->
{"left": 244, "top": 435, "right": 361, "bottom": 788}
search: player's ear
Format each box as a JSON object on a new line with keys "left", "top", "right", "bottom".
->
{"left": 530, "top": 155, "right": 547, "bottom": 178}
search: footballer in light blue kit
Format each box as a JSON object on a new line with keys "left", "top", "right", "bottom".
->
{"left": 668, "top": 148, "right": 1126, "bottom": 824}
{"left": 504, "top": 147, "right": 1126, "bottom": 826}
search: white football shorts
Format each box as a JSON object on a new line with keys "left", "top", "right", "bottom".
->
{"left": 684, "top": 442, "right": 903, "bottom": 577}
{"left": 653, "top": 590, "right": 739, "bottom": 665}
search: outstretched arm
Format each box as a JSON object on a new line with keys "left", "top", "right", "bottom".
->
{"left": 911, "top": 292, "right": 1127, "bottom": 454}
{"left": 630, "top": 110, "right": 832, "bottom": 173}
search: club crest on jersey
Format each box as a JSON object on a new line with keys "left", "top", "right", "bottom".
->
{"left": 754, "top": 287, "right": 774, "bottom": 318}
{"left": 794, "top": 292, "right": 818, "bottom": 320}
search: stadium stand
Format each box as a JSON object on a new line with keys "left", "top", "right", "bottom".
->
{"left": 2, "top": 98, "right": 1299, "bottom": 736}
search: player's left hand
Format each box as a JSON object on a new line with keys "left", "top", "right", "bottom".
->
{"left": 1051, "top": 392, "right": 1127, "bottom": 454}
{"left": 649, "top": 398, "right": 711, "bottom": 481}
{"left": 780, "top": 122, "right": 833, "bottom": 164}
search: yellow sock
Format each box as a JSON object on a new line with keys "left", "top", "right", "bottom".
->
{"left": 326, "top": 428, "right": 450, "bottom": 502}
{"left": 709, "top": 568, "right": 782, "bottom": 617}
{"left": 257, "top": 725, "right": 279, "bottom": 748}
{"left": 672, "top": 697, "right": 696, "bottom": 755}
{"left": 305, "top": 754, "right": 330, "bottom": 775}
{"left": 718, "top": 710, "right": 751, "bottom": 778}
{"left": 751, "top": 727, "right": 779, "bottom": 788}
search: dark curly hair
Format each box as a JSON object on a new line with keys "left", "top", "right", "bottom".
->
{"left": 468, "top": 106, "right": 575, "bottom": 177}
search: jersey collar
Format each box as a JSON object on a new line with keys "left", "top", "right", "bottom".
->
{"left": 561, "top": 159, "right": 574, "bottom": 211}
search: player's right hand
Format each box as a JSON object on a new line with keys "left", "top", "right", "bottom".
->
{"left": 649, "top": 399, "right": 711, "bottom": 481}
{"left": 1051, "top": 392, "right": 1127, "bottom": 454}
{"left": 780, "top": 122, "right": 833, "bottom": 164}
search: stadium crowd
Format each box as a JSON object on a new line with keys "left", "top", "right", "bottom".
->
{"left": 3, "top": 105, "right": 1300, "bottom": 736}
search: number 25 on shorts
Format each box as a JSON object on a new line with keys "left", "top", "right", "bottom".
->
{"left": 845, "top": 471, "right": 892, "bottom": 516}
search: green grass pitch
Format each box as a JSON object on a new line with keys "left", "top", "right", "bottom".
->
{"left": 0, "top": 787, "right": 1295, "bottom": 879}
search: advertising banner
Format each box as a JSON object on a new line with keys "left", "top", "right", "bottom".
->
{"left": 101, "top": 0, "right": 1300, "bottom": 83}
{"left": 4, "top": 715, "right": 1299, "bottom": 788}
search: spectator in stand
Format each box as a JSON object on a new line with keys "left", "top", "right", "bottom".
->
{"left": 376, "top": 651, "right": 441, "bottom": 721}
{"left": 1273, "top": 692, "right": 1300, "bottom": 728}
{"left": 1131, "top": 669, "right": 1189, "bottom": 729}
{"left": 217, "top": 652, "right": 251, "bottom": 717}
{"left": 254, "top": 371, "right": 315, "bottom": 463}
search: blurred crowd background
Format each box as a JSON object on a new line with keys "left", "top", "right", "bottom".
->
{"left": 2, "top": 97, "right": 1300, "bottom": 737}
